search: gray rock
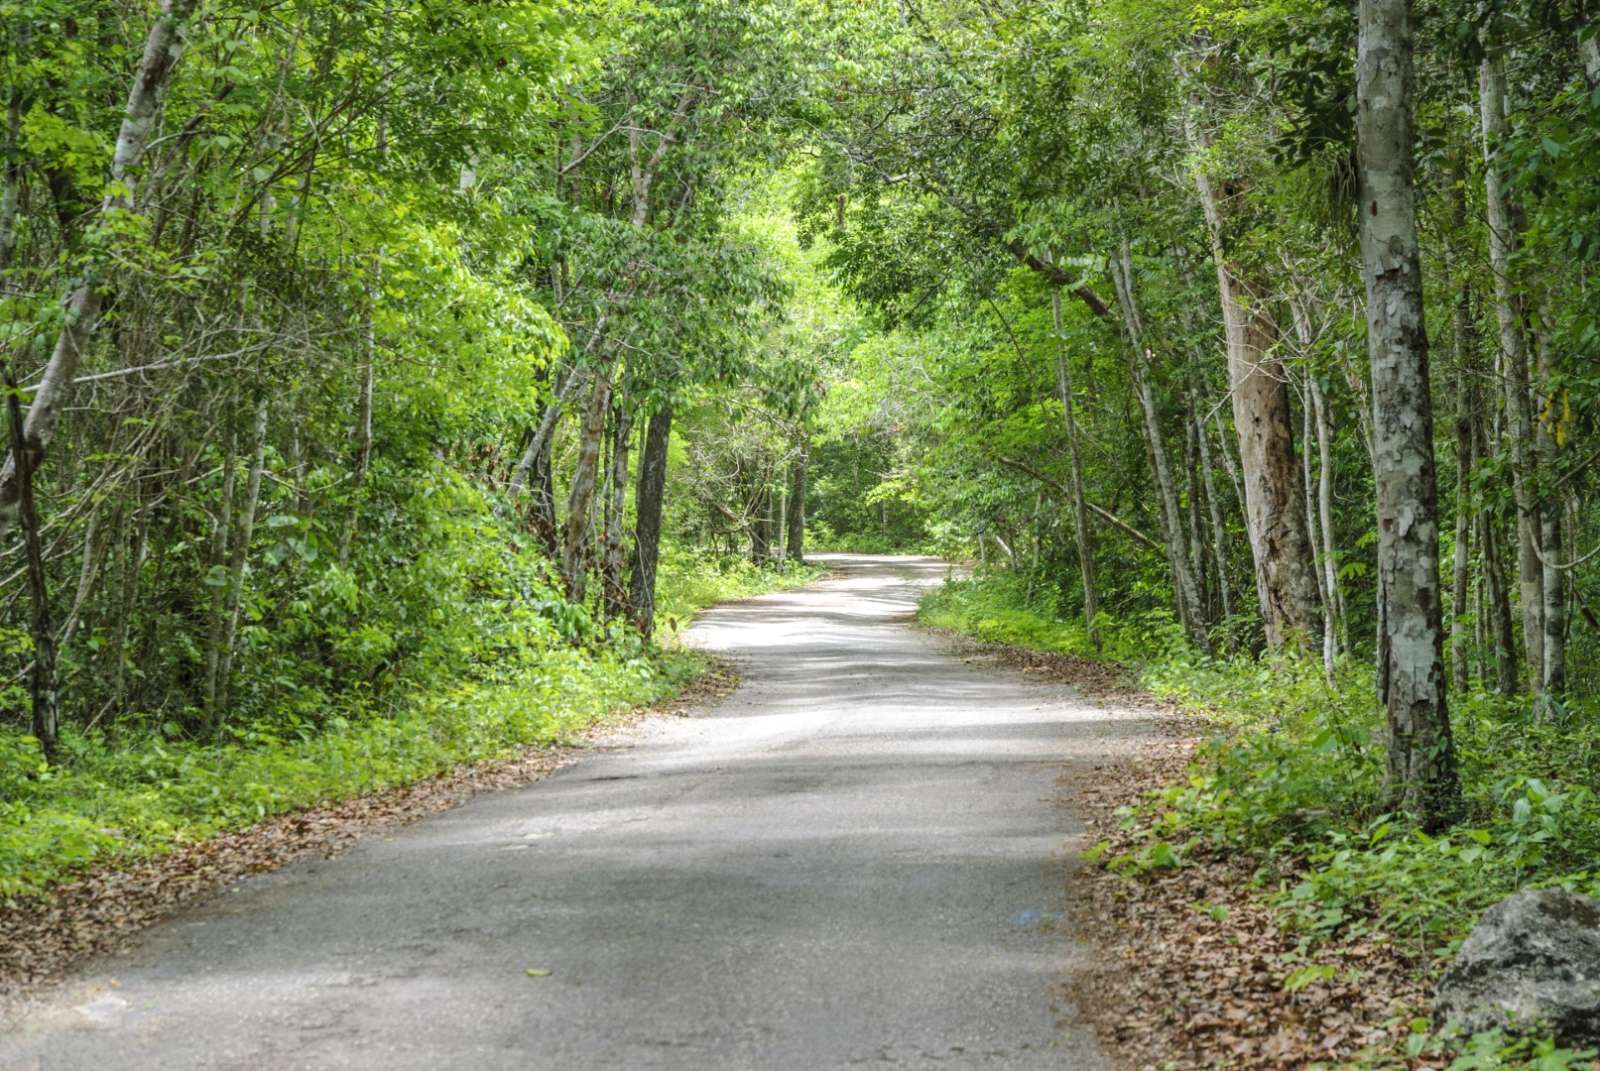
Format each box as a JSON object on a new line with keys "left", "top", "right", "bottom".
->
{"left": 1435, "top": 888, "right": 1600, "bottom": 1046}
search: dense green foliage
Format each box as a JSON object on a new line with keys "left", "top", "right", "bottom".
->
{"left": 0, "top": 0, "right": 839, "bottom": 897}
{"left": 3, "top": 0, "right": 1599, "bottom": 1056}
{"left": 806, "top": 3, "right": 1600, "bottom": 1039}
{"left": 0, "top": 553, "right": 821, "bottom": 900}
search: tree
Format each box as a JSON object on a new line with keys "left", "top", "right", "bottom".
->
{"left": 1356, "top": 0, "right": 1459, "bottom": 825}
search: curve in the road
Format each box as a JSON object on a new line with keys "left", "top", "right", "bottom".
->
{"left": 5, "top": 555, "right": 1147, "bottom": 1070}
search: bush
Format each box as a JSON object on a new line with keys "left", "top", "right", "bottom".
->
{"left": 0, "top": 526, "right": 822, "bottom": 901}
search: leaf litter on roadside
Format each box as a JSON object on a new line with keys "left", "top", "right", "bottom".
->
{"left": 0, "top": 660, "right": 741, "bottom": 1015}
{"left": 960, "top": 634, "right": 1451, "bottom": 1070}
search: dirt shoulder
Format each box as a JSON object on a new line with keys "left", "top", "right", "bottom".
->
{"left": 928, "top": 631, "right": 1440, "bottom": 1070}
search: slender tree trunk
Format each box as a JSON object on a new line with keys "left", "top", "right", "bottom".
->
{"left": 1581, "top": 20, "right": 1600, "bottom": 89}
{"left": 61, "top": 507, "right": 103, "bottom": 643}
{"left": 1451, "top": 289, "right": 1477, "bottom": 694}
{"left": 1053, "top": 288, "right": 1100, "bottom": 649}
{"left": 561, "top": 369, "right": 612, "bottom": 601}
{"left": 1108, "top": 241, "right": 1209, "bottom": 651}
{"left": 1192, "top": 386, "right": 1234, "bottom": 627}
{"left": 601, "top": 397, "right": 634, "bottom": 622}
{"left": 1480, "top": 49, "right": 1544, "bottom": 687}
{"left": 530, "top": 430, "right": 557, "bottom": 554}
{"left": 786, "top": 440, "right": 809, "bottom": 566}
{"left": 1211, "top": 407, "right": 1248, "bottom": 529}
{"left": 7, "top": 368, "right": 57, "bottom": 758}
{"left": 211, "top": 394, "right": 268, "bottom": 727}
{"left": 1185, "top": 97, "right": 1322, "bottom": 651}
{"left": 1288, "top": 299, "right": 1341, "bottom": 676}
{"left": 626, "top": 405, "right": 673, "bottom": 637}
{"left": 1310, "top": 379, "right": 1344, "bottom": 652}
{"left": 1357, "top": 0, "right": 1459, "bottom": 826}
{"left": 1183, "top": 406, "right": 1207, "bottom": 608}
{"left": 202, "top": 419, "right": 240, "bottom": 724}
{"left": 109, "top": 503, "right": 150, "bottom": 714}
{"left": 0, "top": 0, "right": 200, "bottom": 540}
{"left": 1475, "top": 411, "right": 1521, "bottom": 694}
{"left": 0, "top": 91, "right": 21, "bottom": 272}
{"left": 1534, "top": 306, "right": 1566, "bottom": 701}
{"left": 1482, "top": 521, "right": 1519, "bottom": 694}
{"left": 1300, "top": 389, "right": 1335, "bottom": 677}
{"left": 749, "top": 481, "right": 773, "bottom": 564}
{"left": 510, "top": 362, "right": 582, "bottom": 497}
{"left": 776, "top": 486, "right": 789, "bottom": 565}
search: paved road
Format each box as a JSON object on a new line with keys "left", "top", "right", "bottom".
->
{"left": 7, "top": 555, "right": 1143, "bottom": 1070}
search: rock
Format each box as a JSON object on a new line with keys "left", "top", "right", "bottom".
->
{"left": 1435, "top": 888, "right": 1600, "bottom": 1046}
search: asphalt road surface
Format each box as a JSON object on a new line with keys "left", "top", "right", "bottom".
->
{"left": 6, "top": 555, "right": 1145, "bottom": 1070}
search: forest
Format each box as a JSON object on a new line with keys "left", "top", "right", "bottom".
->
{"left": 2, "top": 0, "right": 1600, "bottom": 1066}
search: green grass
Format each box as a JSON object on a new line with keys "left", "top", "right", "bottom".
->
{"left": 921, "top": 572, "right": 1600, "bottom": 1064}
{"left": 0, "top": 550, "right": 823, "bottom": 903}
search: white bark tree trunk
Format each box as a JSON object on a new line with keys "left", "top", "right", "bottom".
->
{"left": 1052, "top": 289, "right": 1100, "bottom": 649}
{"left": 1311, "top": 378, "right": 1343, "bottom": 656}
{"left": 1581, "top": 21, "right": 1600, "bottom": 88}
{"left": 1191, "top": 387, "right": 1234, "bottom": 627}
{"left": 1108, "top": 241, "right": 1209, "bottom": 652}
{"left": 1479, "top": 50, "right": 1544, "bottom": 688}
{"left": 1357, "top": 0, "right": 1459, "bottom": 826}
{"left": 1534, "top": 304, "right": 1566, "bottom": 701}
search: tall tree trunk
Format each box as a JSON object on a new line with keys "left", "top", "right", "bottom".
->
{"left": 109, "top": 502, "right": 150, "bottom": 715}
{"left": 1474, "top": 405, "right": 1521, "bottom": 694}
{"left": 1108, "top": 241, "right": 1209, "bottom": 651}
{"left": 509, "top": 362, "right": 583, "bottom": 498}
{"left": 776, "top": 486, "right": 789, "bottom": 565}
{"left": 7, "top": 368, "right": 57, "bottom": 758}
{"left": 1288, "top": 298, "right": 1342, "bottom": 676}
{"left": 210, "top": 394, "right": 269, "bottom": 729}
{"left": 601, "top": 397, "right": 634, "bottom": 622}
{"left": 628, "top": 405, "right": 673, "bottom": 637}
{"left": 1192, "top": 386, "right": 1234, "bottom": 628}
{"left": 529, "top": 430, "right": 557, "bottom": 554}
{"left": 0, "top": 90, "right": 21, "bottom": 272}
{"left": 1183, "top": 405, "right": 1208, "bottom": 609}
{"left": 1358, "top": 0, "right": 1459, "bottom": 826}
{"left": 202, "top": 418, "right": 240, "bottom": 725}
{"left": 0, "top": 0, "right": 200, "bottom": 540}
{"left": 561, "top": 369, "right": 612, "bottom": 601}
{"left": 1185, "top": 96, "right": 1322, "bottom": 651}
{"left": 749, "top": 481, "right": 773, "bottom": 564}
{"left": 1053, "top": 288, "right": 1100, "bottom": 649}
{"left": 1581, "top": 20, "right": 1600, "bottom": 88}
{"left": 1451, "top": 289, "right": 1477, "bottom": 694}
{"left": 1480, "top": 49, "right": 1544, "bottom": 687}
{"left": 1534, "top": 305, "right": 1566, "bottom": 701}
{"left": 786, "top": 440, "right": 809, "bottom": 566}
{"left": 1310, "top": 378, "right": 1344, "bottom": 655}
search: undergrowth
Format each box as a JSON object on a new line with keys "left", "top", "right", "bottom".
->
{"left": 922, "top": 572, "right": 1600, "bottom": 1068}
{"left": 0, "top": 545, "right": 822, "bottom": 903}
